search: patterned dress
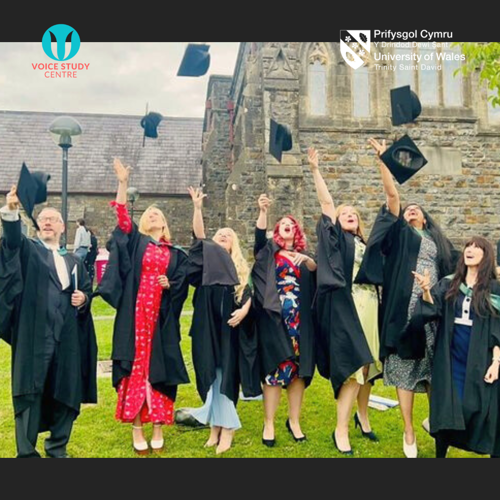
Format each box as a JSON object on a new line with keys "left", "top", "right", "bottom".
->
{"left": 114, "top": 203, "right": 175, "bottom": 425}
{"left": 384, "top": 230, "right": 439, "bottom": 393}
{"left": 265, "top": 253, "right": 301, "bottom": 387}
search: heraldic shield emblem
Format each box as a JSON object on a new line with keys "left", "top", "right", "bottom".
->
{"left": 340, "top": 30, "right": 371, "bottom": 70}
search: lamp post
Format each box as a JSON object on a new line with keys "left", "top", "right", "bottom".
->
{"left": 127, "top": 187, "right": 140, "bottom": 222}
{"left": 49, "top": 116, "right": 82, "bottom": 248}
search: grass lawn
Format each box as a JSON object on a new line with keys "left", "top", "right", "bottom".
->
{"left": 0, "top": 293, "right": 479, "bottom": 458}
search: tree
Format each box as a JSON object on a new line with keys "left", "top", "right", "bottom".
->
{"left": 455, "top": 43, "right": 500, "bottom": 107}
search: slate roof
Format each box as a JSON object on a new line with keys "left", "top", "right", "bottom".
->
{"left": 0, "top": 110, "right": 203, "bottom": 195}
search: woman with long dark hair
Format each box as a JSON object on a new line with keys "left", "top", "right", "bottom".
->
{"left": 309, "top": 148, "right": 382, "bottom": 455}
{"left": 357, "top": 138, "right": 457, "bottom": 458}
{"left": 412, "top": 237, "right": 500, "bottom": 458}
{"left": 252, "top": 195, "right": 317, "bottom": 447}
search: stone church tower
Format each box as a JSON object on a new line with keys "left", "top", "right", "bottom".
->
{"left": 201, "top": 42, "right": 500, "bottom": 256}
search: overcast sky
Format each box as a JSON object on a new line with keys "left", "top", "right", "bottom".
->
{"left": 0, "top": 42, "right": 241, "bottom": 117}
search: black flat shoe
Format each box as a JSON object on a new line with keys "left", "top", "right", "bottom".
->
{"left": 354, "top": 413, "right": 379, "bottom": 442}
{"left": 286, "top": 420, "right": 307, "bottom": 443}
{"left": 262, "top": 426, "right": 276, "bottom": 448}
{"left": 332, "top": 431, "right": 353, "bottom": 456}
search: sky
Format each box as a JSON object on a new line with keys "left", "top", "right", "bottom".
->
{"left": 0, "top": 42, "right": 241, "bottom": 117}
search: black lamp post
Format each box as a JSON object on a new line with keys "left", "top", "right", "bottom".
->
{"left": 49, "top": 116, "right": 82, "bottom": 248}
{"left": 127, "top": 187, "right": 140, "bottom": 222}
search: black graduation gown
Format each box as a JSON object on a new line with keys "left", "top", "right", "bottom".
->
{"left": 356, "top": 205, "right": 457, "bottom": 361}
{"left": 97, "top": 223, "right": 190, "bottom": 402}
{"left": 409, "top": 278, "right": 500, "bottom": 456}
{"left": 315, "top": 214, "right": 376, "bottom": 397}
{"left": 187, "top": 239, "right": 261, "bottom": 405}
{"left": 0, "top": 219, "right": 97, "bottom": 418}
{"left": 252, "top": 227, "right": 316, "bottom": 387}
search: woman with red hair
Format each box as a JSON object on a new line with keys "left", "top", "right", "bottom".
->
{"left": 252, "top": 195, "right": 317, "bottom": 447}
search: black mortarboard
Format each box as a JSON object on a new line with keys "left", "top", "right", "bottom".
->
{"left": 177, "top": 44, "right": 211, "bottom": 77}
{"left": 269, "top": 119, "right": 293, "bottom": 163}
{"left": 380, "top": 135, "right": 428, "bottom": 185}
{"left": 391, "top": 86, "right": 422, "bottom": 126}
{"left": 141, "top": 112, "right": 163, "bottom": 140}
{"left": 17, "top": 163, "right": 51, "bottom": 230}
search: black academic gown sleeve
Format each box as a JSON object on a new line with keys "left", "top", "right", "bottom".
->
{"left": 0, "top": 218, "right": 97, "bottom": 417}
{"left": 315, "top": 215, "right": 374, "bottom": 397}
{"left": 97, "top": 222, "right": 190, "bottom": 401}
{"left": 356, "top": 205, "right": 428, "bottom": 360}
{"left": 238, "top": 286, "right": 262, "bottom": 398}
{"left": 407, "top": 278, "right": 449, "bottom": 338}
{"left": 252, "top": 227, "right": 316, "bottom": 387}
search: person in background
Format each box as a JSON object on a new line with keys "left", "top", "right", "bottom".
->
{"left": 74, "top": 219, "right": 91, "bottom": 262}
{"left": 84, "top": 229, "right": 99, "bottom": 287}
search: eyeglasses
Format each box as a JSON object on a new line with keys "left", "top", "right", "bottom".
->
{"left": 37, "top": 216, "right": 62, "bottom": 224}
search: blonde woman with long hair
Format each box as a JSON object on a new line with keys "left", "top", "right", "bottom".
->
{"left": 309, "top": 147, "right": 382, "bottom": 456}
{"left": 186, "top": 187, "right": 260, "bottom": 455}
{"left": 99, "top": 159, "right": 191, "bottom": 456}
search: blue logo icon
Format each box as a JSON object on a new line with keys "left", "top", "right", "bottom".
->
{"left": 42, "top": 25, "right": 81, "bottom": 61}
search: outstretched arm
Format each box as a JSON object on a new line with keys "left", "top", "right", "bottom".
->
{"left": 308, "top": 147, "right": 336, "bottom": 222}
{"left": 257, "top": 194, "right": 271, "bottom": 231}
{"left": 0, "top": 186, "right": 23, "bottom": 250}
{"left": 368, "top": 138, "right": 400, "bottom": 217}
{"left": 114, "top": 158, "right": 132, "bottom": 206}
{"left": 188, "top": 186, "right": 207, "bottom": 240}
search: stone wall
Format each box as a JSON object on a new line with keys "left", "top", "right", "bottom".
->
{"left": 205, "top": 42, "right": 500, "bottom": 259}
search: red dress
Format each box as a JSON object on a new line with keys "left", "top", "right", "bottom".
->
{"left": 113, "top": 203, "right": 175, "bottom": 425}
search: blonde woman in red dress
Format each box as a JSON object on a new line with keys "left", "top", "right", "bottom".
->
{"left": 99, "top": 159, "right": 190, "bottom": 455}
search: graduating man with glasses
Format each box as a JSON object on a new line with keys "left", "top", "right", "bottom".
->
{"left": 0, "top": 175, "right": 97, "bottom": 459}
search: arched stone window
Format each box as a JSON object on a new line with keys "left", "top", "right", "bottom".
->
{"left": 308, "top": 43, "right": 328, "bottom": 116}
{"left": 352, "top": 64, "right": 371, "bottom": 117}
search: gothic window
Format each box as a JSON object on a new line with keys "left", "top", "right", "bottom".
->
{"left": 352, "top": 65, "right": 371, "bottom": 117}
{"left": 443, "top": 46, "right": 463, "bottom": 107}
{"left": 308, "top": 43, "right": 328, "bottom": 116}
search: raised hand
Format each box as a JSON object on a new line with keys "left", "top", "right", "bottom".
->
{"left": 258, "top": 194, "right": 272, "bottom": 213}
{"left": 368, "top": 138, "right": 387, "bottom": 158}
{"left": 114, "top": 158, "right": 132, "bottom": 184}
{"left": 188, "top": 186, "right": 207, "bottom": 210}
{"left": 308, "top": 147, "right": 319, "bottom": 172}
{"left": 6, "top": 186, "right": 20, "bottom": 211}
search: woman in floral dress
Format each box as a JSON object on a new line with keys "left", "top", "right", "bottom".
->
{"left": 99, "top": 159, "right": 190, "bottom": 455}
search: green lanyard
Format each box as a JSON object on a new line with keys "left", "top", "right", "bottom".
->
{"left": 458, "top": 282, "right": 500, "bottom": 313}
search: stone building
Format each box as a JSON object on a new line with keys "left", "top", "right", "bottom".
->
{"left": 2, "top": 43, "right": 500, "bottom": 256}
{"left": 202, "top": 42, "right": 500, "bottom": 256}
{"left": 0, "top": 110, "right": 203, "bottom": 246}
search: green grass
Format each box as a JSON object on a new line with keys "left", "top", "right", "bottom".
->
{"left": 0, "top": 297, "right": 480, "bottom": 458}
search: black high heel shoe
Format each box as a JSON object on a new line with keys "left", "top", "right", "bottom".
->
{"left": 262, "top": 426, "right": 276, "bottom": 448}
{"left": 332, "top": 431, "right": 353, "bottom": 456}
{"left": 286, "top": 420, "right": 307, "bottom": 443}
{"left": 354, "top": 413, "right": 379, "bottom": 442}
